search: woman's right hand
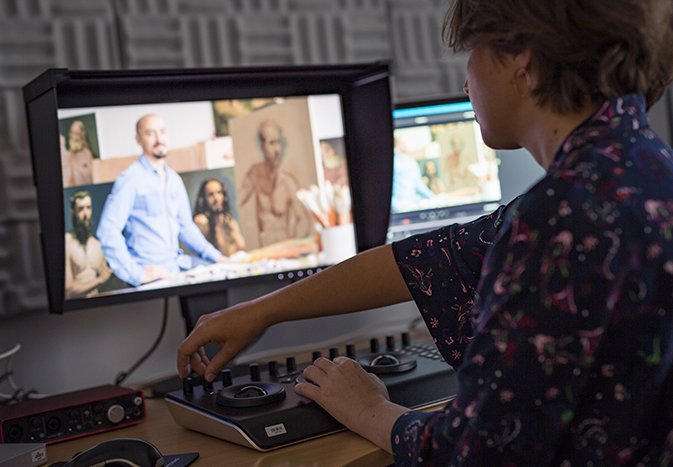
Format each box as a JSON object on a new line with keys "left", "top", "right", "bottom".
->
{"left": 176, "top": 300, "right": 270, "bottom": 382}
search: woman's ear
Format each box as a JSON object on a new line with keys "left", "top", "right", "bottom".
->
{"left": 513, "top": 47, "right": 533, "bottom": 70}
{"left": 511, "top": 48, "right": 535, "bottom": 99}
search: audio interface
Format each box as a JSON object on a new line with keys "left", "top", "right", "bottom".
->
{"left": 0, "top": 385, "right": 145, "bottom": 445}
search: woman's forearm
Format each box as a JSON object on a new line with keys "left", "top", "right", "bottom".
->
{"left": 255, "top": 243, "right": 413, "bottom": 327}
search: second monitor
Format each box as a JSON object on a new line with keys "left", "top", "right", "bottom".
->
{"left": 387, "top": 96, "right": 544, "bottom": 242}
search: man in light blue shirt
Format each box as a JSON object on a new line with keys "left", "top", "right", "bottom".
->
{"left": 97, "top": 114, "right": 224, "bottom": 287}
{"left": 391, "top": 137, "right": 436, "bottom": 213}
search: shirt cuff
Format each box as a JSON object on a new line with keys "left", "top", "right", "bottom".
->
{"left": 390, "top": 410, "right": 436, "bottom": 465}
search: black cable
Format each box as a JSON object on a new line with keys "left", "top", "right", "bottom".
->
{"left": 0, "top": 388, "right": 25, "bottom": 405}
{"left": 115, "top": 298, "right": 170, "bottom": 386}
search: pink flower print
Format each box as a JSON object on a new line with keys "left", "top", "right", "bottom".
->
{"left": 647, "top": 243, "right": 662, "bottom": 259}
{"left": 400, "top": 264, "right": 433, "bottom": 296}
{"left": 578, "top": 327, "right": 604, "bottom": 356}
{"left": 645, "top": 200, "right": 673, "bottom": 240}
{"left": 583, "top": 236, "right": 599, "bottom": 251}
{"left": 595, "top": 145, "right": 620, "bottom": 162}
{"left": 531, "top": 334, "right": 554, "bottom": 354}
{"left": 430, "top": 317, "right": 439, "bottom": 329}
{"left": 465, "top": 400, "right": 478, "bottom": 418}
{"left": 601, "top": 364, "right": 615, "bottom": 377}
{"left": 500, "top": 389, "right": 514, "bottom": 402}
{"left": 665, "top": 261, "right": 673, "bottom": 275}
{"left": 471, "top": 354, "right": 485, "bottom": 365}
{"left": 558, "top": 201, "right": 572, "bottom": 217}
{"left": 545, "top": 387, "right": 560, "bottom": 400}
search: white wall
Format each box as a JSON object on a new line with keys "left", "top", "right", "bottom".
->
{"left": 0, "top": 299, "right": 187, "bottom": 394}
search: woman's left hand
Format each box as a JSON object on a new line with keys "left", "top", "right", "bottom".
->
{"left": 294, "top": 356, "right": 408, "bottom": 452}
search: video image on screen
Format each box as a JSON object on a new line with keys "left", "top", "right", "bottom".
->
{"left": 391, "top": 120, "right": 501, "bottom": 213}
{"left": 387, "top": 98, "right": 503, "bottom": 242}
{"left": 58, "top": 94, "right": 356, "bottom": 300}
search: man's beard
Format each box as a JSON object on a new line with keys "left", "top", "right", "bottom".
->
{"left": 69, "top": 138, "right": 86, "bottom": 153}
{"left": 205, "top": 210, "right": 232, "bottom": 240}
{"left": 152, "top": 144, "right": 167, "bottom": 158}
{"left": 207, "top": 203, "right": 224, "bottom": 215}
{"left": 73, "top": 218, "right": 93, "bottom": 246}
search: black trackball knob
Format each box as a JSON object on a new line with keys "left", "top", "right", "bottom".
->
{"left": 203, "top": 378, "right": 214, "bottom": 393}
{"left": 346, "top": 344, "right": 356, "bottom": 359}
{"left": 329, "top": 347, "right": 339, "bottom": 360}
{"left": 370, "top": 338, "right": 380, "bottom": 353}
{"left": 312, "top": 351, "right": 322, "bottom": 362}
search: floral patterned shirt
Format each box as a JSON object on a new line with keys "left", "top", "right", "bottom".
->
{"left": 391, "top": 94, "right": 673, "bottom": 466}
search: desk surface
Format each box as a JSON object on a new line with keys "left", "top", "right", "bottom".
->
{"left": 46, "top": 397, "right": 394, "bottom": 466}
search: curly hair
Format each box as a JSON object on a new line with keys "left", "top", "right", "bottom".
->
{"left": 444, "top": 0, "right": 673, "bottom": 112}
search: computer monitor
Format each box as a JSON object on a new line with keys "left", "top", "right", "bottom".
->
{"left": 387, "top": 95, "right": 544, "bottom": 242}
{"left": 23, "top": 64, "right": 394, "bottom": 316}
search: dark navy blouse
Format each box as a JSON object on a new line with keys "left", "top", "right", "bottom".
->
{"left": 391, "top": 94, "right": 673, "bottom": 466}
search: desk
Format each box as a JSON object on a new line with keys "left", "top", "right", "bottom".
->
{"left": 46, "top": 397, "right": 394, "bottom": 466}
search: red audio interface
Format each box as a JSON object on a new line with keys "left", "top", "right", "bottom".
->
{"left": 0, "top": 385, "right": 145, "bottom": 445}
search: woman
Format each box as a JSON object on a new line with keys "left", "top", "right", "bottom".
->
{"left": 177, "top": 0, "right": 673, "bottom": 464}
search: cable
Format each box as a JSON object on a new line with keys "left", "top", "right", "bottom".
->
{"left": 115, "top": 298, "right": 170, "bottom": 386}
{"left": 0, "top": 344, "right": 49, "bottom": 403}
{"left": 0, "top": 343, "right": 21, "bottom": 361}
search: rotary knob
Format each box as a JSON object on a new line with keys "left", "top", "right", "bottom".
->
{"left": 286, "top": 357, "right": 297, "bottom": 374}
{"left": 250, "top": 363, "right": 261, "bottom": 382}
{"left": 221, "top": 369, "right": 232, "bottom": 387}
{"left": 386, "top": 335, "right": 396, "bottom": 351}
{"left": 203, "top": 378, "right": 214, "bottom": 393}
{"left": 401, "top": 332, "right": 411, "bottom": 348}
{"left": 268, "top": 360, "right": 279, "bottom": 377}
{"left": 183, "top": 376, "right": 194, "bottom": 397}
{"left": 106, "top": 404, "right": 125, "bottom": 424}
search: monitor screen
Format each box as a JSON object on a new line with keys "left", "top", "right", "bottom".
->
{"left": 387, "top": 96, "right": 543, "bottom": 242}
{"left": 23, "top": 64, "right": 394, "bottom": 313}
